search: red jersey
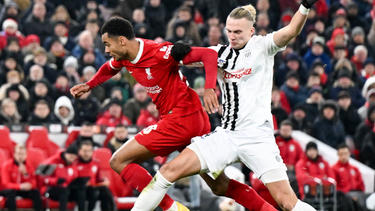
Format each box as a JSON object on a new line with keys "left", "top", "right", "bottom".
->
{"left": 275, "top": 135, "right": 304, "bottom": 168}
{"left": 87, "top": 38, "right": 217, "bottom": 116}
{"left": 42, "top": 151, "right": 78, "bottom": 187}
{"left": 136, "top": 109, "right": 160, "bottom": 128}
{"left": 76, "top": 159, "right": 103, "bottom": 186}
{"left": 332, "top": 161, "right": 364, "bottom": 193}
{"left": 1, "top": 159, "right": 37, "bottom": 190}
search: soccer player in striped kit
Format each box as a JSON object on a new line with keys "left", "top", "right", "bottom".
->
{"left": 132, "top": 1, "right": 319, "bottom": 211}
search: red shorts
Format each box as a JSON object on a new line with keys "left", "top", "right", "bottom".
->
{"left": 135, "top": 108, "right": 210, "bottom": 156}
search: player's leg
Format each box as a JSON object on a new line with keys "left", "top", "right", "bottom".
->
{"left": 132, "top": 129, "right": 277, "bottom": 211}
{"left": 263, "top": 170, "right": 316, "bottom": 211}
{"left": 237, "top": 126, "right": 316, "bottom": 211}
{"left": 110, "top": 137, "right": 177, "bottom": 211}
{"left": 131, "top": 147, "right": 202, "bottom": 211}
{"left": 200, "top": 172, "right": 277, "bottom": 211}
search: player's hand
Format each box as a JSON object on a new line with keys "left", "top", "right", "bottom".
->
{"left": 301, "top": 0, "right": 318, "bottom": 8}
{"left": 70, "top": 83, "right": 91, "bottom": 98}
{"left": 203, "top": 88, "right": 219, "bottom": 114}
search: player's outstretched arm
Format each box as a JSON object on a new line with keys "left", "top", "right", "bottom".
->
{"left": 273, "top": 0, "right": 318, "bottom": 47}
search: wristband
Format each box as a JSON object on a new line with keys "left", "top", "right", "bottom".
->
{"left": 299, "top": 4, "right": 310, "bottom": 15}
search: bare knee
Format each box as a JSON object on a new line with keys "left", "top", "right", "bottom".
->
{"left": 272, "top": 190, "right": 297, "bottom": 211}
{"left": 159, "top": 162, "right": 182, "bottom": 182}
{"left": 110, "top": 153, "right": 128, "bottom": 174}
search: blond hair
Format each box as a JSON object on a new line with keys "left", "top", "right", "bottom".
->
{"left": 229, "top": 4, "right": 257, "bottom": 23}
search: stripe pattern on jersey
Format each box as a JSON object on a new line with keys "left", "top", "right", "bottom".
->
{"left": 217, "top": 45, "right": 240, "bottom": 70}
{"left": 222, "top": 82, "right": 239, "bottom": 130}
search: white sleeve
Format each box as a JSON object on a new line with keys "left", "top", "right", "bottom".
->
{"left": 209, "top": 45, "right": 222, "bottom": 52}
{"left": 264, "top": 32, "right": 286, "bottom": 56}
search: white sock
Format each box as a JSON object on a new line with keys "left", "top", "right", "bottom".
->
{"left": 292, "top": 199, "right": 316, "bottom": 211}
{"left": 131, "top": 171, "right": 174, "bottom": 211}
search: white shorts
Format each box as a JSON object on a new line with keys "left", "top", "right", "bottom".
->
{"left": 188, "top": 125, "right": 288, "bottom": 184}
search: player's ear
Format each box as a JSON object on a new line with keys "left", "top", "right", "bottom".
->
{"left": 118, "top": 36, "right": 128, "bottom": 46}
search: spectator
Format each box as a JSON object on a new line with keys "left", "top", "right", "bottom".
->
{"left": 348, "top": 26, "right": 369, "bottom": 59}
{"left": 96, "top": 98, "right": 131, "bottom": 127}
{"left": 72, "top": 91, "right": 100, "bottom": 125}
{"left": 44, "top": 21, "right": 75, "bottom": 52}
{"left": 137, "top": 100, "right": 159, "bottom": 129}
{"left": 271, "top": 87, "right": 290, "bottom": 128}
{"left": 288, "top": 103, "right": 312, "bottom": 134}
{"left": 302, "top": 86, "right": 324, "bottom": 129}
{"left": 81, "top": 66, "right": 105, "bottom": 102}
{"left": 103, "top": 71, "right": 132, "bottom": 103}
{"left": 0, "top": 1, "right": 22, "bottom": 24}
{"left": 63, "top": 56, "right": 80, "bottom": 84}
{"left": 1, "top": 144, "right": 42, "bottom": 211}
{"left": 311, "top": 100, "right": 346, "bottom": 148}
{"left": 76, "top": 141, "right": 115, "bottom": 211}
{"left": 166, "top": 5, "right": 202, "bottom": 46}
{"left": 54, "top": 96, "right": 74, "bottom": 126}
{"left": 54, "top": 73, "right": 71, "bottom": 98}
{"left": 50, "top": 5, "right": 80, "bottom": 39}
{"left": 23, "top": 2, "right": 52, "bottom": 43}
{"left": 351, "top": 45, "right": 368, "bottom": 72}
{"left": 29, "top": 80, "right": 55, "bottom": 109}
{"left": 359, "top": 115, "right": 375, "bottom": 169}
{"left": 46, "top": 37, "right": 68, "bottom": 71}
{"left": 327, "top": 28, "right": 348, "bottom": 56}
{"left": 85, "top": 20, "right": 104, "bottom": 53}
{"left": 328, "top": 68, "right": 365, "bottom": 109}
{"left": 276, "top": 53, "right": 309, "bottom": 87}
{"left": 280, "top": 72, "right": 309, "bottom": 109}
{"left": 295, "top": 141, "right": 335, "bottom": 199}
{"left": 42, "top": 145, "right": 86, "bottom": 211}
{"left": 145, "top": 0, "right": 167, "bottom": 38}
{"left": 360, "top": 59, "right": 375, "bottom": 81}
{"left": 0, "top": 98, "right": 21, "bottom": 124}
{"left": 275, "top": 120, "right": 304, "bottom": 171}
{"left": 71, "top": 30, "right": 105, "bottom": 69}
{"left": 124, "top": 83, "right": 150, "bottom": 124}
{"left": 24, "top": 64, "right": 44, "bottom": 89}
{"left": 1, "top": 83, "right": 29, "bottom": 122}
{"left": 24, "top": 47, "right": 57, "bottom": 84}
{"left": 0, "top": 18, "right": 25, "bottom": 50}
{"left": 68, "top": 121, "right": 99, "bottom": 149}
{"left": 355, "top": 103, "right": 375, "bottom": 152}
{"left": 22, "top": 34, "right": 41, "bottom": 62}
{"left": 132, "top": 8, "right": 153, "bottom": 39}
{"left": 202, "top": 25, "right": 225, "bottom": 47}
{"left": 28, "top": 99, "right": 57, "bottom": 125}
{"left": 337, "top": 91, "right": 361, "bottom": 137}
{"left": 303, "top": 36, "right": 332, "bottom": 73}
{"left": 346, "top": 3, "right": 367, "bottom": 32}
{"left": 332, "top": 144, "right": 365, "bottom": 211}
{"left": 107, "top": 124, "right": 129, "bottom": 153}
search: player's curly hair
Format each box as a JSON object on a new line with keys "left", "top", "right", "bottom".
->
{"left": 229, "top": 4, "right": 257, "bottom": 23}
{"left": 100, "top": 16, "right": 135, "bottom": 39}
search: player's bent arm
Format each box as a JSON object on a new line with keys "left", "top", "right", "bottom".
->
{"left": 86, "top": 61, "right": 121, "bottom": 89}
{"left": 182, "top": 47, "right": 218, "bottom": 89}
{"left": 273, "top": 9, "right": 308, "bottom": 48}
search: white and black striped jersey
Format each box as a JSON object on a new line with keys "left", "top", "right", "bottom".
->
{"left": 211, "top": 32, "right": 285, "bottom": 131}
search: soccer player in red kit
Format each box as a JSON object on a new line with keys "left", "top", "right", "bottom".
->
{"left": 71, "top": 17, "right": 274, "bottom": 211}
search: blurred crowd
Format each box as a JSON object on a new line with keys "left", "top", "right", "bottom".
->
{"left": 0, "top": 0, "right": 375, "bottom": 210}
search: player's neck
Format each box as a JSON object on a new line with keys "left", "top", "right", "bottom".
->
{"left": 126, "top": 39, "right": 140, "bottom": 61}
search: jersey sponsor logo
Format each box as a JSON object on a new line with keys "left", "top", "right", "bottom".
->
{"left": 144, "top": 85, "right": 162, "bottom": 94}
{"left": 163, "top": 45, "right": 173, "bottom": 59}
{"left": 319, "top": 162, "right": 325, "bottom": 169}
{"left": 223, "top": 68, "right": 252, "bottom": 79}
{"left": 145, "top": 68, "right": 153, "bottom": 80}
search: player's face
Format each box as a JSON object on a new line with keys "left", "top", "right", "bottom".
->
{"left": 225, "top": 17, "right": 254, "bottom": 49}
{"left": 102, "top": 33, "right": 127, "bottom": 61}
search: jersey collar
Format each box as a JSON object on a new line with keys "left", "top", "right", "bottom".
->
{"left": 131, "top": 38, "right": 144, "bottom": 64}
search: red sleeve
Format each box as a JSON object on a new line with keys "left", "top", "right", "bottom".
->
{"left": 1, "top": 162, "right": 20, "bottom": 190}
{"left": 86, "top": 61, "right": 122, "bottom": 89}
{"left": 355, "top": 167, "right": 365, "bottom": 191}
{"left": 182, "top": 47, "right": 218, "bottom": 89}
